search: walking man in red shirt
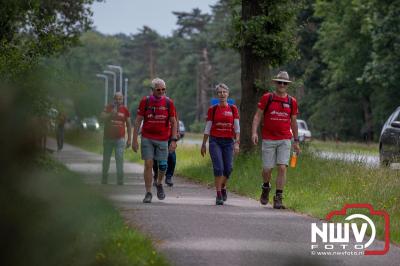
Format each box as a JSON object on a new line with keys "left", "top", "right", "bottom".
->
{"left": 251, "top": 71, "right": 301, "bottom": 209}
{"left": 132, "top": 78, "right": 178, "bottom": 203}
{"left": 100, "top": 92, "right": 131, "bottom": 185}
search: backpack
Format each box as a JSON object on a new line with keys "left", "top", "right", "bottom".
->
{"left": 211, "top": 104, "right": 235, "bottom": 122}
{"left": 144, "top": 96, "right": 171, "bottom": 126}
{"left": 263, "top": 93, "right": 294, "bottom": 117}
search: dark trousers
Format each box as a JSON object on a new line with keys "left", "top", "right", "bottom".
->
{"left": 209, "top": 136, "right": 234, "bottom": 178}
{"left": 56, "top": 126, "right": 64, "bottom": 150}
{"left": 153, "top": 151, "right": 176, "bottom": 179}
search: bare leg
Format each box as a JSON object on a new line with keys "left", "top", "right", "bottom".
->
{"left": 144, "top": 160, "right": 153, "bottom": 193}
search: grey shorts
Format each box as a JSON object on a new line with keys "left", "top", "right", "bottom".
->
{"left": 262, "top": 139, "right": 292, "bottom": 169}
{"left": 141, "top": 137, "right": 169, "bottom": 161}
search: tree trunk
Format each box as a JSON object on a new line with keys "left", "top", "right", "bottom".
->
{"left": 196, "top": 48, "right": 212, "bottom": 121}
{"left": 240, "top": 0, "right": 269, "bottom": 153}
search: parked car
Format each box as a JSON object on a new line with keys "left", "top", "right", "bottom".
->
{"left": 379, "top": 106, "right": 400, "bottom": 166}
{"left": 297, "top": 119, "right": 312, "bottom": 142}
{"left": 81, "top": 117, "right": 100, "bottom": 131}
{"left": 179, "top": 120, "right": 186, "bottom": 139}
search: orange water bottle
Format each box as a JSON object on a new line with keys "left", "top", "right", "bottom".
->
{"left": 290, "top": 152, "right": 298, "bottom": 168}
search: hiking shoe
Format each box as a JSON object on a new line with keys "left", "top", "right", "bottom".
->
{"left": 273, "top": 194, "right": 286, "bottom": 209}
{"left": 260, "top": 185, "right": 271, "bottom": 205}
{"left": 221, "top": 188, "right": 227, "bottom": 201}
{"left": 156, "top": 184, "right": 166, "bottom": 200}
{"left": 165, "top": 177, "right": 173, "bottom": 187}
{"left": 143, "top": 192, "right": 152, "bottom": 203}
{"left": 216, "top": 195, "right": 224, "bottom": 205}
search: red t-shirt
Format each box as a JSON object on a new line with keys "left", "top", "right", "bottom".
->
{"left": 137, "top": 96, "right": 176, "bottom": 141}
{"left": 257, "top": 93, "right": 298, "bottom": 140}
{"left": 104, "top": 104, "right": 130, "bottom": 139}
{"left": 207, "top": 104, "right": 239, "bottom": 138}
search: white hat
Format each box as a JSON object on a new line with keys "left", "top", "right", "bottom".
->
{"left": 272, "top": 71, "right": 292, "bottom": 83}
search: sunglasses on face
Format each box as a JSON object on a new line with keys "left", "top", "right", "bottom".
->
{"left": 277, "top": 81, "right": 288, "bottom": 86}
{"left": 156, "top": 88, "right": 166, "bottom": 92}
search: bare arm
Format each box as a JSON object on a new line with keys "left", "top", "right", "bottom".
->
{"left": 132, "top": 115, "right": 143, "bottom": 140}
{"left": 131, "top": 115, "right": 143, "bottom": 152}
{"left": 169, "top": 116, "right": 178, "bottom": 140}
{"left": 290, "top": 115, "right": 301, "bottom": 153}
{"left": 251, "top": 108, "right": 263, "bottom": 145}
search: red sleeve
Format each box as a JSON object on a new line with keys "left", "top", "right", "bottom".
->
{"left": 137, "top": 97, "right": 147, "bottom": 116}
{"left": 292, "top": 97, "right": 299, "bottom": 116}
{"left": 169, "top": 99, "right": 177, "bottom": 118}
{"left": 206, "top": 106, "right": 213, "bottom": 121}
{"left": 257, "top": 93, "right": 270, "bottom": 111}
{"left": 233, "top": 105, "right": 239, "bottom": 119}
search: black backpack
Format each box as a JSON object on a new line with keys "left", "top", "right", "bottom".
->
{"left": 144, "top": 96, "right": 171, "bottom": 126}
{"left": 211, "top": 104, "right": 235, "bottom": 122}
{"left": 263, "top": 93, "right": 294, "bottom": 117}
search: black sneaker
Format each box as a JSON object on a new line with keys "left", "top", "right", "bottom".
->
{"left": 273, "top": 193, "right": 286, "bottom": 209}
{"left": 216, "top": 195, "right": 224, "bottom": 205}
{"left": 221, "top": 189, "right": 227, "bottom": 201}
{"left": 165, "top": 177, "right": 173, "bottom": 187}
{"left": 143, "top": 192, "right": 152, "bottom": 203}
{"left": 260, "top": 185, "right": 271, "bottom": 205}
{"left": 156, "top": 184, "right": 166, "bottom": 200}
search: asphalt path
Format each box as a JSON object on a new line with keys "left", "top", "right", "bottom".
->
{"left": 48, "top": 139, "right": 400, "bottom": 266}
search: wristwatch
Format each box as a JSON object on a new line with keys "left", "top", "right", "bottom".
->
{"left": 170, "top": 137, "right": 178, "bottom": 142}
{"left": 293, "top": 138, "right": 299, "bottom": 142}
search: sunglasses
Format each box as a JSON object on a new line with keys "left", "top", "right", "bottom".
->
{"left": 277, "top": 81, "right": 288, "bottom": 86}
{"left": 156, "top": 88, "right": 166, "bottom": 92}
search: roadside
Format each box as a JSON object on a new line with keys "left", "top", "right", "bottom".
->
{"left": 4, "top": 151, "right": 168, "bottom": 266}
{"left": 49, "top": 138, "right": 400, "bottom": 266}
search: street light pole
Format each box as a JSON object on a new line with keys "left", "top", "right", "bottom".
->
{"left": 96, "top": 74, "right": 108, "bottom": 106}
{"left": 103, "top": 70, "right": 117, "bottom": 95}
{"left": 124, "top": 78, "right": 128, "bottom": 106}
{"left": 107, "top": 65, "right": 123, "bottom": 93}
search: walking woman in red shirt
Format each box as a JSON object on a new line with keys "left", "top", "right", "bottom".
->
{"left": 201, "top": 83, "right": 240, "bottom": 205}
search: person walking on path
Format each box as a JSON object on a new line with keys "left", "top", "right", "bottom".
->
{"left": 132, "top": 78, "right": 178, "bottom": 203}
{"left": 201, "top": 83, "right": 240, "bottom": 205}
{"left": 153, "top": 111, "right": 180, "bottom": 187}
{"left": 56, "top": 111, "right": 66, "bottom": 151}
{"left": 100, "top": 92, "right": 131, "bottom": 185}
{"left": 251, "top": 71, "right": 301, "bottom": 209}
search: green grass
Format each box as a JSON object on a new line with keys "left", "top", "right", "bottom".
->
{"left": 5, "top": 154, "right": 168, "bottom": 266}
{"left": 309, "top": 139, "right": 379, "bottom": 155}
{"left": 174, "top": 145, "right": 400, "bottom": 245}
{"left": 65, "top": 130, "right": 141, "bottom": 162}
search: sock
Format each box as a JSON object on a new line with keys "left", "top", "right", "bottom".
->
{"left": 263, "top": 182, "right": 270, "bottom": 188}
{"left": 276, "top": 189, "right": 283, "bottom": 195}
{"left": 217, "top": 191, "right": 222, "bottom": 198}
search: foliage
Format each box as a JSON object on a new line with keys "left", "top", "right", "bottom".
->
{"left": 0, "top": 0, "right": 101, "bottom": 79}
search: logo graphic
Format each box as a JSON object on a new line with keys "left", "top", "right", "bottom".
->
{"left": 311, "top": 204, "right": 390, "bottom": 256}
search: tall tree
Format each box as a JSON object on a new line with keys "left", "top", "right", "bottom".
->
{"left": 230, "top": 0, "right": 300, "bottom": 152}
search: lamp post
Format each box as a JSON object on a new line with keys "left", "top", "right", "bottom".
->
{"left": 96, "top": 74, "right": 108, "bottom": 106}
{"left": 103, "top": 70, "right": 117, "bottom": 95}
{"left": 124, "top": 78, "right": 128, "bottom": 106}
{"left": 107, "top": 65, "right": 123, "bottom": 93}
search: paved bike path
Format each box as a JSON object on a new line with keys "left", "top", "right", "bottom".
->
{"left": 48, "top": 139, "right": 400, "bottom": 266}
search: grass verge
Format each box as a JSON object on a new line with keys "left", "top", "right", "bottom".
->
{"left": 309, "top": 140, "right": 379, "bottom": 155}
{"left": 174, "top": 144, "right": 400, "bottom": 245}
{"left": 3, "top": 154, "right": 168, "bottom": 266}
